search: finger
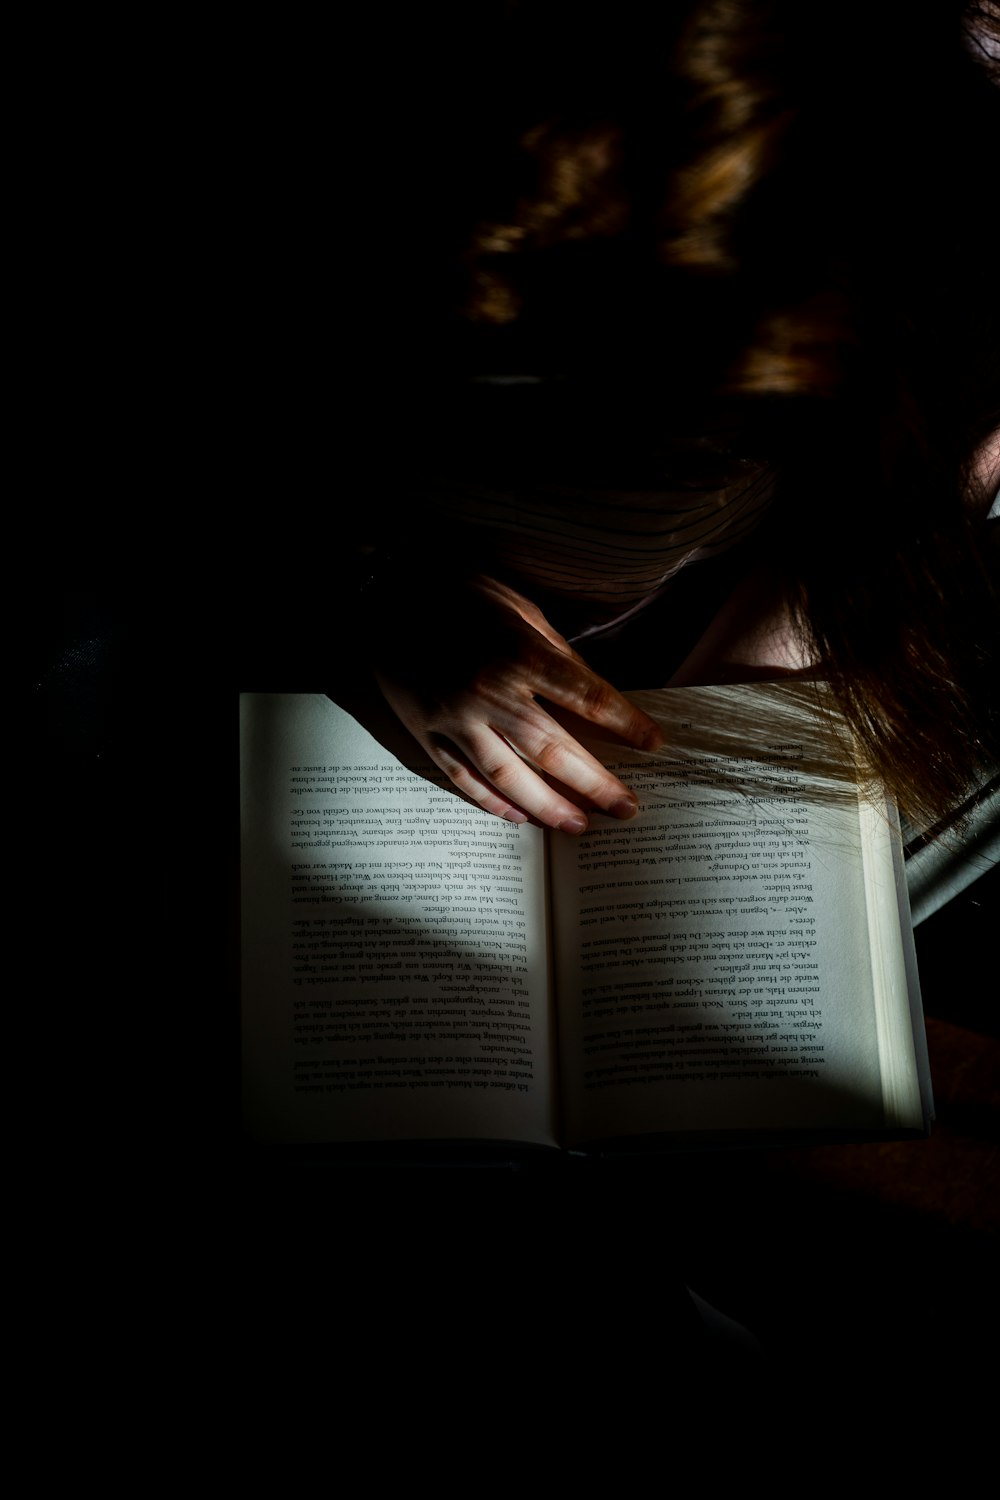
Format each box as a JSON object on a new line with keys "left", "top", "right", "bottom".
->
{"left": 449, "top": 727, "right": 597, "bottom": 833}
{"left": 422, "top": 734, "right": 536, "bottom": 827}
{"left": 375, "top": 676, "right": 554, "bottom": 826}
{"left": 458, "top": 715, "right": 645, "bottom": 830}
{"left": 491, "top": 709, "right": 645, "bottom": 820}
{"left": 530, "top": 654, "right": 664, "bottom": 751}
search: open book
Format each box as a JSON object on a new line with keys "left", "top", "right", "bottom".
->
{"left": 241, "top": 685, "right": 931, "bottom": 1153}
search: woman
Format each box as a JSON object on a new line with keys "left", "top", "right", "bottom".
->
{"left": 352, "top": 0, "right": 999, "bottom": 837}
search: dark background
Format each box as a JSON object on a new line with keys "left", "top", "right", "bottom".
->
{"left": 27, "top": 570, "right": 998, "bottom": 1375}
{"left": 24, "top": 12, "right": 996, "bottom": 1395}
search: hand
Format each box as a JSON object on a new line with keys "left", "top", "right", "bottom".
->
{"left": 369, "top": 573, "right": 664, "bottom": 832}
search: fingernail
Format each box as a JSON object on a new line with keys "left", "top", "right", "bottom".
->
{"left": 504, "top": 809, "right": 529, "bottom": 824}
{"left": 611, "top": 797, "right": 638, "bottom": 820}
{"left": 559, "top": 815, "right": 588, "bottom": 834}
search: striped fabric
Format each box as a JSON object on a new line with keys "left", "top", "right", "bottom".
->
{"left": 416, "top": 463, "right": 774, "bottom": 638}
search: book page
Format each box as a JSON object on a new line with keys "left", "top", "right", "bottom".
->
{"left": 242, "top": 693, "right": 556, "bottom": 1147}
{"left": 552, "top": 683, "right": 920, "bottom": 1147}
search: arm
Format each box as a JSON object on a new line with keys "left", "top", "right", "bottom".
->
{"left": 360, "top": 559, "right": 664, "bottom": 833}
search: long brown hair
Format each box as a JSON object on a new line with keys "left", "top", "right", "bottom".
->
{"left": 433, "top": 0, "right": 1000, "bottom": 827}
